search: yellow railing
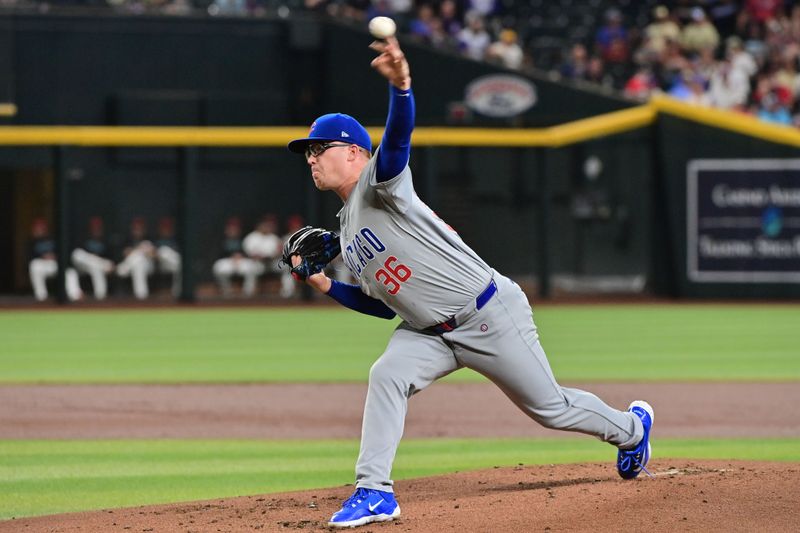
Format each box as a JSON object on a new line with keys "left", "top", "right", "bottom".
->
{"left": 0, "top": 96, "right": 798, "bottom": 148}
{"left": 649, "top": 95, "right": 800, "bottom": 148}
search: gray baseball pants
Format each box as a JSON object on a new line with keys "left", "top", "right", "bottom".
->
{"left": 355, "top": 272, "right": 644, "bottom": 491}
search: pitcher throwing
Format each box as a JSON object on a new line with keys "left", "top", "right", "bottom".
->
{"left": 285, "top": 35, "right": 654, "bottom": 528}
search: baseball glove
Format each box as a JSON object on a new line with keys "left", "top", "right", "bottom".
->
{"left": 280, "top": 225, "right": 341, "bottom": 281}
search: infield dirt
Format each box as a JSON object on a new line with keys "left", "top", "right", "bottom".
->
{"left": 2, "top": 382, "right": 799, "bottom": 532}
{"left": 3, "top": 461, "right": 798, "bottom": 532}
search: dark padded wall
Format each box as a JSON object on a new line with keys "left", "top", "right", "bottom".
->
{"left": 0, "top": 12, "right": 655, "bottom": 293}
{"left": 654, "top": 116, "right": 800, "bottom": 298}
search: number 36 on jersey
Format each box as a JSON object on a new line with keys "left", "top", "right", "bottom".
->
{"left": 343, "top": 227, "right": 413, "bottom": 295}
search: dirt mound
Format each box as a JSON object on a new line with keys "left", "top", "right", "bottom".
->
{"left": 4, "top": 460, "right": 797, "bottom": 532}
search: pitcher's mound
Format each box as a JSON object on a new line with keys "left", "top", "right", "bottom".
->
{"left": 4, "top": 460, "right": 798, "bottom": 532}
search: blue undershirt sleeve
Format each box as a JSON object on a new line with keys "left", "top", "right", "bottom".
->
{"left": 326, "top": 280, "right": 397, "bottom": 320}
{"left": 376, "top": 84, "right": 415, "bottom": 183}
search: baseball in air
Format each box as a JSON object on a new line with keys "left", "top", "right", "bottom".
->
{"left": 369, "top": 16, "right": 396, "bottom": 39}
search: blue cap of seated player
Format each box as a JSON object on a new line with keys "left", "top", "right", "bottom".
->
{"left": 287, "top": 113, "right": 372, "bottom": 154}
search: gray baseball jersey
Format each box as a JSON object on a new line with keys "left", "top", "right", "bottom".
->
{"left": 338, "top": 149, "right": 493, "bottom": 330}
{"left": 339, "top": 149, "right": 644, "bottom": 492}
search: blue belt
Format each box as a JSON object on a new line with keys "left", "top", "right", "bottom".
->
{"left": 429, "top": 279, "right": 497, "bottom": 334}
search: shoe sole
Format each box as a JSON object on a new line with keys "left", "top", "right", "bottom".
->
{"left": 328, "top": 507, "right": 401, "bottom": 528}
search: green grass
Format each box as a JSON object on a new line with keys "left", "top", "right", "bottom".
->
{"left": 1, "top": 437, "right": 798, "bottom": 520}
{"left": 0, "top": 305, "right": 798, "bottom": 382}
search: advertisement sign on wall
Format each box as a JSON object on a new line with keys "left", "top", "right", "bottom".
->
{"left": 687, "top": 159, "right": 800, "bottom": 282}
{"left": 464, "top": 75, "right": 537, "bottom": 118}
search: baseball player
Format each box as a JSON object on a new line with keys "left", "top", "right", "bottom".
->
{"left": 287, "top": 36, "right": 654, "bottom": 528}
{"left": 213, "top": 216, "right": 264, "bottom": 297}
{"left": 116, "top": 217, "right": 156, "bottom": 299}
{"left": 28, "top": 218, "right": 82, "bottom": 302}
{"left": 71, "top": 216, "right": 115, "bottom": 300}
{"left": 243, "top": 214, "right": 283, "bottom": 292}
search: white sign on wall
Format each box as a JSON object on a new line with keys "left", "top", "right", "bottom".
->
{"left": 464, "top": 75, "right": 537, "bottom": 118}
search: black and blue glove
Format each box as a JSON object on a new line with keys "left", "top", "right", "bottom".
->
{"left": 280, "top": 226, "right": 341, "bottom": 281}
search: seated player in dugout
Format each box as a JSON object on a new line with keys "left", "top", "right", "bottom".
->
{"left": 243, "top": 214, "right": 283, "bottom": 295}
{"left": 116, "top": 217, "right": 156, "bottom": 300}
{"left": 213, "top": 216, "right": 265, "bottom": 298}
{"left": 285, "top": 34, "right": 655, "bottom": 529}
{"left": 28, "top": 217, "right": 82, "bottom": 302}
{"left": 71, "top": 216, "right": 115, "bottom": 301}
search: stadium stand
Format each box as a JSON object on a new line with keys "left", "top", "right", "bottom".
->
{"left": 0, "top": 0, "right": 798, "bottom": 126}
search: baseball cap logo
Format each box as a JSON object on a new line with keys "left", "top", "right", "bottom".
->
{"left": 341, "top": 131, "right": 350, "bottom": 138}
{"left": 309, "top": 121, "right": 317, "bottom": 134}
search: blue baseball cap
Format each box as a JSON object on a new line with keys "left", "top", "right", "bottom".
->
{"left": 287, "top": 113, "right": 372, "bottom": 154}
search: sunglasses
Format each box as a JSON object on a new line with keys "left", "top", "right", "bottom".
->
{"left": 305, "top": 142, "right": 351, "bottom": 159}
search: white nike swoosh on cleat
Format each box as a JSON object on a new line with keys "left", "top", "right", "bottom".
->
{"left": 368, "top": 499, "right": 383, "bottom": 512}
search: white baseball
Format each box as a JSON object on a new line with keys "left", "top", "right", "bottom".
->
{"left": 369, "top": 16, "right": 396, "bottom": 39}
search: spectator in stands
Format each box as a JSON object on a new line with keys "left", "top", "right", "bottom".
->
{"left": 766, "top": 10, "right": 796, "bottom": 50}
{"left": 693, "top": 47, "right": 718, "bottom": 82}
{"left": 726, "top": 36, "right": 759, "bottom": 79}
{"left": 709, "top": 0, "right": 741, "bottom": 37}
{"left": 28, "top": 218, "right": 82, "bottom": 302}
{"left": 207, "top": 0, "right": 246, "bottom": 16}
{"left": 154, "top": 216, "right": 181, "bottom": 297}
{"left": 790, "top": 5, "right": 800, "bottom": 41}
{"left": 315, "top": 0, "right": 369, "bottom": 20}
{"left": 708, "top": 58, "right": 752, "bottom": 109}
{"left": 640, "top": 5, "right": 681, "bottom": 62}
{"left": 757, "top": 89, "right": 793, "bottom": 124}
{"left": 741, "top": 16, "right": 770, "bottom": 64}
{"left": 624, "top": 68, "right": 658, "bottom": 100}
{"left": 457, "top": 10, "right": 491, "bottom": 61}
{"left": 770, "top": 44, "right": 799, "bottom": 98}
{"left": 685, "top": 72, "right": 712, "bottom": 106}
{"left": 213, "top": 216, "right": 263, "bottom": 297}
{"left": 595, "top": 8, "right": 630, "bottom": 65}
{"left": 668, "top": 69, "right": 700, "bottom": 101}
{"left": 560, "top": 43, "right": 590, "bottom": 81}
{"left": 116, "top": 217, "right": 155, "bottom": 300}
{"left": 305, "top": 0, "right": 330, "bottom": 13}
{"left": 739, "top": 0, "right": 785, "bottom": 33}
{"left": 428, "top": 15, "right": 455, "bottom": 51}
{"left": 409, "top": 3, "right": 436, "bottom": 43}
{"left": 162, "top": 0, "right": 192, "bottom": 16}
{"left": 71, "top": 216, "right": 115, "bottom": 300}
{"left": 680, "top": 7, "right": 720, "bottom": 55}
{"left": 466, "top": 0, "right": 500, "bottom": 20}
{"left": 364, "top": 0, "right": 391, "bottom": 21}
{"left": 656, "top": 37, "right": 692, "bottom": 88}
{"left": 485, "top": 28, "right": 524, "bottom": 70}
{"left": 672, "top": 0, "right": 699, "bottom": 25}
{"left": 383, "top": 0, "right": 413, "bottom": 23}
{"left": 439, "top": 0, "right": 462, "bottom": 38}
{"left": 585, "top": 55, "right": 615, "bottom": 90}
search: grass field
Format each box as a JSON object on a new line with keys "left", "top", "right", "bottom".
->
{"left": 0, "top": 305, "right": 798, "bottom": 382}
{"left": 2, "top": 438, "right": 799, "bottom": 520}
{"left": 1, "top": 304, "right": 798, "bottom": 520}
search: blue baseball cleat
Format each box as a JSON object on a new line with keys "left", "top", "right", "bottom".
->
{"left": 328, "top": 487, "right": 401, "bottom": 528}
{"left": 616, "top": 400, "right": 655, "bottom": 480}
